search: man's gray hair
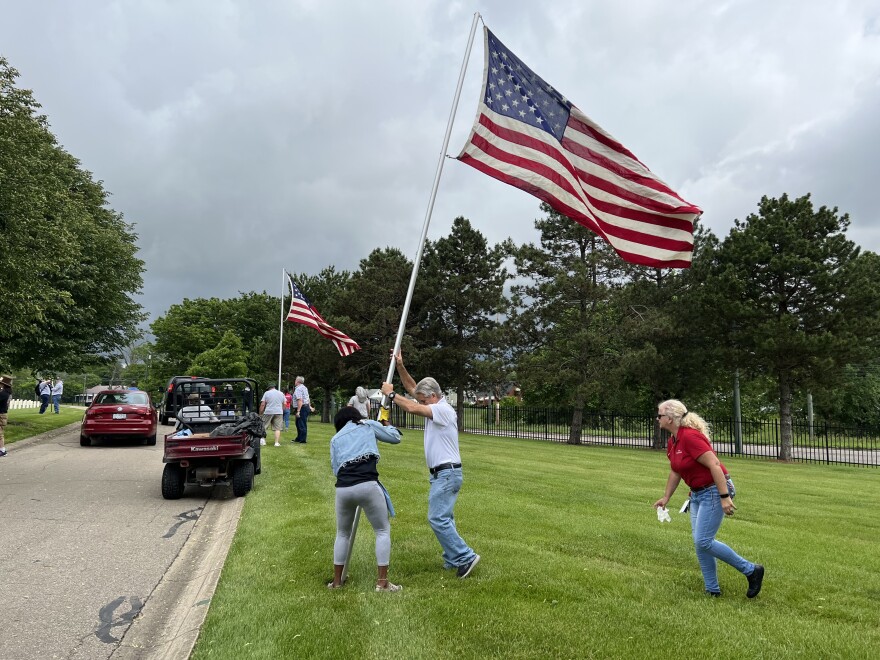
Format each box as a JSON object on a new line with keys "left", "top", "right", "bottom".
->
{"left": 414, "top": 377, "right": 442, "bottom": 398}
{"left": 295, "top": 376, "right": 304, "bottom": 385}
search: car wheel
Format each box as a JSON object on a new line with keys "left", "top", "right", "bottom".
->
{"left": 145, "top": 434, "right": 157, "bottom": 446}
{"left": 161, "top": 463, "right": 186, "bottom": 500}
{"left": 232, "top": 461, "right": 255, "bottom": 497}
{"left": 80, "top": 435, "right": 91, "bottom": 447}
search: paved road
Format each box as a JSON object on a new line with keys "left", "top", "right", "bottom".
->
{"left": 0, "top": 420, "right": 239, "bottom": 660}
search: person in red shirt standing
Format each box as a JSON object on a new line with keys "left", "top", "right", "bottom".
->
{"left": 653, "top": 399, "right": 764, "bottom": 598}
{"left": 282, "top": 389, "right": 293, "bottom": 430}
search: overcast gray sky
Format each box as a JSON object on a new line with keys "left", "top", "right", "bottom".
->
{"left": 3, "top": 0, "right": 879, "bottom": 325}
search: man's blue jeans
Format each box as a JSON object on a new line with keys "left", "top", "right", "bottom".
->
{"left": 428, "top": 467, "right": 476, "bottom": 569}
{"left": 295, "top": 406, "right": 310, "bottom": 442}
{"left": 39, "top": 394, "right": 50, "bottom": 414}
{"left": 689, "top": 481, "right": 755, "bottom": 593}
{"left": 52, "top": 394, "right": 61, "bottom": 413}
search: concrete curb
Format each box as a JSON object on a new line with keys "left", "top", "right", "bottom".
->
{"left": 9, "top": 420, "right": 83, "bottom": 449}
{"left": 112, "top": 494, "right": 245, "bottom": 659}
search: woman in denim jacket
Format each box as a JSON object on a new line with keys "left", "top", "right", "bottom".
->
{"left": 328, "top": 407, "right": 402, "bottom": 591}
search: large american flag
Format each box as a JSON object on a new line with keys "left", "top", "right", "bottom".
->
{"left": 285, "top": 275, "right": 361, "bottom": 357}
{"left": 458, "top": 28, "right": 702, "bottom": 268}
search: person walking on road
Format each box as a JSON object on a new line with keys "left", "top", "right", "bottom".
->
{"left": 653, "top": 399, "right": 765, "bottom": 598}
{"left": 38, "top": 378, "right": 51, "bottom": 414}
{"left": 0, "top": 375, "right": 13, "bottom": 456}
{"left": 260, "top": 383, "right": 286, "bottom": 447}
{"left": 293, "top": 376, "right": 313, "bottom": 444}
{"left": 380, "top": 351, "right": 480, "bottom": 579}
{"left": 51, "top": 378, "right": 64, "bottom": 413}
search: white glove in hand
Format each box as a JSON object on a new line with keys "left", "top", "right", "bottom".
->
{"left": 657, "top": 507, "right": 672, "bottom": 523}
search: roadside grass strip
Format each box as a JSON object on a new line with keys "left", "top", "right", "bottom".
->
{"left": 193, "top": 422, "right": 880, "bottom": 659}
{"left": 3, "top": 406, "right": 85, "bottom": 445}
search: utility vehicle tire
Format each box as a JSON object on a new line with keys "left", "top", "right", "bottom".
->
{"left": 80, "top": 435, "right": 91, "bottom": 447}
{"left": 145, "top": 434, "right": 157, "bottom": 446}
{"left": 232, "top": 461, "right": 255, "bottom": 497}
{"left": 162, "top": 463, "right": 186, "bottom": 500}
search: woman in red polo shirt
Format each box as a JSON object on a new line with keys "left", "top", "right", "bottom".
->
{"left": 653, "top": 399, "right": 764, "bottom": 598}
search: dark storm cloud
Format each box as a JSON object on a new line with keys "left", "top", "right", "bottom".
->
{"left": 2, "top": 0, "right": 878, "bottom": 325}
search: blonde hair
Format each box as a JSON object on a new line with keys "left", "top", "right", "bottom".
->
{"left": 659, "top": 399, "right": 712, "bottom": 441}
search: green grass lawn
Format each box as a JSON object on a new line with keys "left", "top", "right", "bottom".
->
{"left": 192, "top": 421, "right": 880, "bottom": 659}
{"left": 3, "top": 406, "right": 85, "bottom": 445}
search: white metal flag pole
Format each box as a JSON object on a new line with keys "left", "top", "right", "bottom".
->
{"left": 383, "top": 11, "right": 481, "bottom": 393}
{"left": 278, "top": 268, "right": 286, "bottom": 390}
{"left": 342, "top": 16, "right": 480, "bottom": 584}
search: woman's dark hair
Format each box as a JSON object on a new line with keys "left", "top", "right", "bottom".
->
{"left": 334, "top": 406, "right": 364, "bottom": 432}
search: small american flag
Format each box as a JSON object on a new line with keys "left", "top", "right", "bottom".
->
{"left": 285, "top": 275, "right": 361, "bottom": 357}
{"left": 458, "top": 27, "right": 702, "bottom": 268}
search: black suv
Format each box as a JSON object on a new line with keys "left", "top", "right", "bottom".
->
{"left": 159, "top": 376, "right": 213, "bottom": 425}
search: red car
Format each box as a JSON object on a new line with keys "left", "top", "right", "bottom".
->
{"left": 80, "top": 389, "right": 159, "bottom": 446}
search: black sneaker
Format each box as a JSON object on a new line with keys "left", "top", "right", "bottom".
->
{"left": 746, "top": 564, "right": 764, "bottom": 598}
{"left": 457, "top": 554, "right": 480, "bottom": 579}
{"left": 0, "top": 449, "right": 7, "bottom": 457}
{"left": 705, "top": 590, "right": 721, "bottom": 597}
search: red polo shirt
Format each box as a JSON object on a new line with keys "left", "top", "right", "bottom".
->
{"left": 666, "top": 426, "right": 727, "bottom": 489}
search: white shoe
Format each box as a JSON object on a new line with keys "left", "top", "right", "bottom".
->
{"left": 260, "top": 439, "right": 266, "bottom": 446}
{"left": 274, "top": 442, "right": 281, "bottom": 447}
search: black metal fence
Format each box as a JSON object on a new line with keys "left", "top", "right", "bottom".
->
{"left": 377, "top": 405, "right": 880, "bottom": 468}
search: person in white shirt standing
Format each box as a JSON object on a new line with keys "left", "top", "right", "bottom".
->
{"left": 51, "top": 379, "right": 64, "bottom": 414}
{"left": 260, "top": 383, "right": 286, "bottom": 447}
{"left": 381, "top": 351, "right": 480, "bottom": 579}
{"left": 347, "top": 386, "right": 372, "bottom": 420}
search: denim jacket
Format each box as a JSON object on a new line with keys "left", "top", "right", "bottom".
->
{"left": 330, "top": 420, "right": 401, "bottom": 516}
{"left": 330, "top": 420, "right": 401, "bottom": 476}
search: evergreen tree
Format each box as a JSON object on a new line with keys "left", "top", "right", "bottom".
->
{"left": 511, "top": 203, "right": 628, "bottom": 443}
{"left": 418, "top": 217, "right": 511, "bottom": 426}
{"left": 703, "top": 194, "right": 880, "bottom": 459}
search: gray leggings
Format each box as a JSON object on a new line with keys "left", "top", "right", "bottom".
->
{"left": 334, "top": 480, "right": 391, "bottom": 565}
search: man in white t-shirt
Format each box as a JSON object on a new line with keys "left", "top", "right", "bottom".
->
{"left": 260, "top": 383, "right": 286, "bottom": 447}
{"left": 381, "top": 351, "right": 480, "bottom": 579}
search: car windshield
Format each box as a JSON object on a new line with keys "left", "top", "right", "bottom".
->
{"left": 94, "top": 392, "right": 149, "bottom": 405}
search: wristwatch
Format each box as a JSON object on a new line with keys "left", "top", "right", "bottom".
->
{"left": 387, "top": 392, "right": 396, "bottom": 401}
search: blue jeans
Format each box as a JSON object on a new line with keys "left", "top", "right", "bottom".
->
{"left": 283, "top": 409, "right": 290, "bottom": 429}
{"left": 52, "top": 394, "right": 61, "bottom": 413}
{"left": 295, "top": 406, "right": 310, "bottom": 442}
{"left": 689, "top": 480, "right": 755, "bottom": 593}
{"left": 428, "top": 468, "right": 476, "bottom": 569}
{"left": 39, "top": 394, "right": 50, "bottom": 414}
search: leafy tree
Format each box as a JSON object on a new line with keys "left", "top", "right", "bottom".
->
{"left": 150, "top": 293, "right": 277, "bottom": 378}
{"left": 0, "top": 57, "right": 145, "bottom": 371}
{"left": 811, "top": 361, "right": 880, "bottom": 428}
{"left": 702, "top": 194, "right": 880, "bottom": 459}
{"left": 418, "top": 217, "right": 511, "bottom": 426}
{"left": 187, "top": 330, "right": 249, "bottom": 378}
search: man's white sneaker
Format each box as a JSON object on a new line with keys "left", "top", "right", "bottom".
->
{"left": 260, "top": 439, "right": 266, "bottom": 446}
